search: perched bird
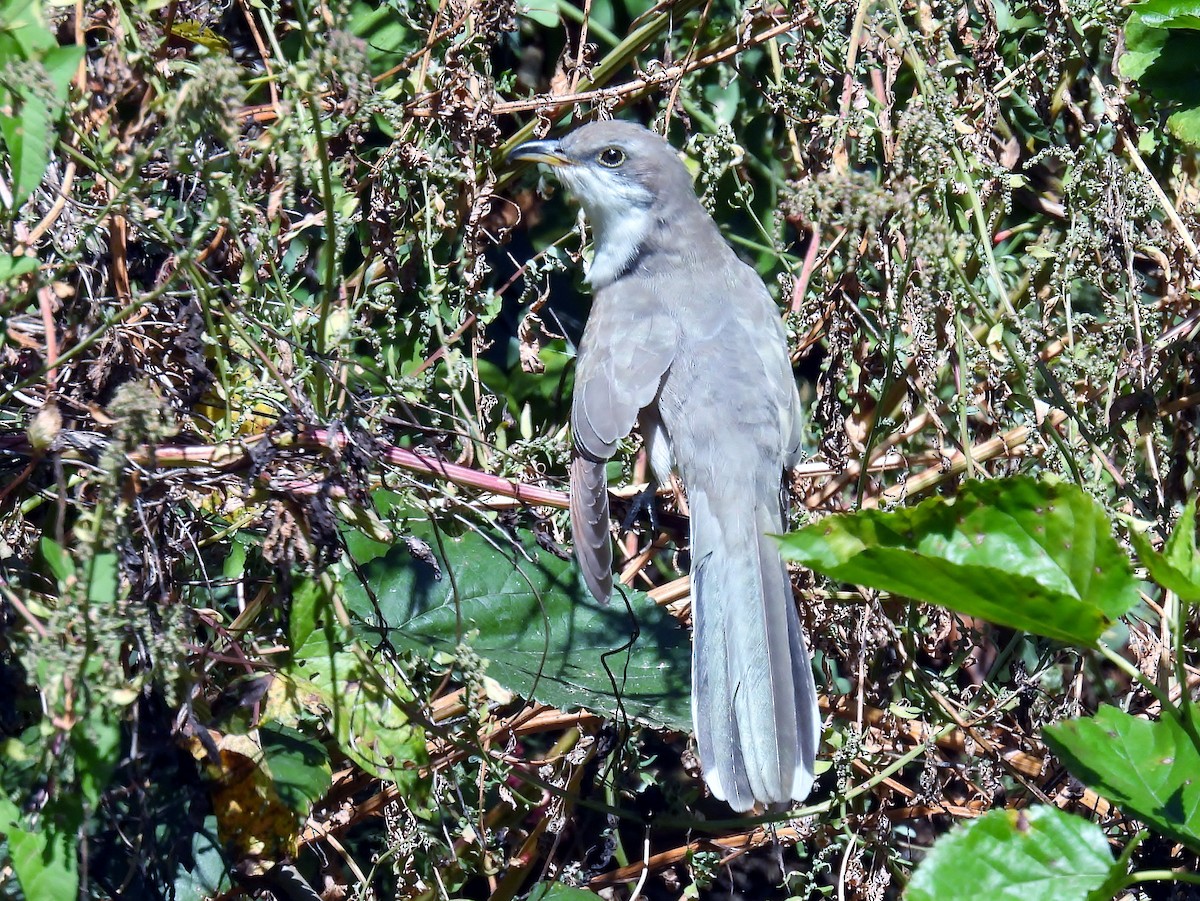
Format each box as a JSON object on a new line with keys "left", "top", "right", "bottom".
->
{"left": 509, "top": 120, "right": 820, "bottom": 811}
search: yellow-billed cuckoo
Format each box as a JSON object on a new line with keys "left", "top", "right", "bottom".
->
{"left": 509, "top": 120, "right": 820, "bottom": 811}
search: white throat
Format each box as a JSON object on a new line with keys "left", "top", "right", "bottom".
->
{"left": 560, "top": 165, "right": 654, "bottom": 286}
{"left": 587, "top": 205, "right": 652, "bottom": 286}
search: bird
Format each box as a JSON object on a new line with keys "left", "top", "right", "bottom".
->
{"left": 508, "top": 120, "right": 820, "bottom": 811}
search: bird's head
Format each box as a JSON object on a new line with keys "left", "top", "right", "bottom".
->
{"left": 508, "top": 120, "right": 701, "bottom": 283}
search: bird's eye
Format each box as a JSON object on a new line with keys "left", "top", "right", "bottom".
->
{"left": 597, "top": 147, "right": 626, "bottom": 168}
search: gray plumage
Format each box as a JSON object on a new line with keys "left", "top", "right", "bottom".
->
{"left": 510, "top": 121, "right": 820, "bottom": 811}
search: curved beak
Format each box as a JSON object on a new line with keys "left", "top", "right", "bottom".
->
{"left": 507, "top": 139, "right": 571, "bottom": 167}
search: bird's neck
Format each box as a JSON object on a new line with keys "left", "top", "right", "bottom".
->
{"left": 586, "top": 204, "right": 653, "bottom": 286}
{"left": 585, "top": 198, "right": 724, "bottom": 288}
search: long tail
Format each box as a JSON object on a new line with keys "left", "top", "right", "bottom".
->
{"left": 689, "top": 484, "right": 820, "bottom": 811}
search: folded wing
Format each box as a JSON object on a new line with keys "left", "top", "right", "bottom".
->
{"left": 569, "top": 288, "right": 677, "bottom": 603}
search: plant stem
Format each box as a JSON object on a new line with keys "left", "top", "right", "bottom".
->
{"left": 1123, "top": 869, "right": 1200, "bottom": 888}
{"left": 1096, "top": 641, "right": 1177, "bottom": 717}
{"left": 554, "top": 0, "right": 620, "bottom": 47}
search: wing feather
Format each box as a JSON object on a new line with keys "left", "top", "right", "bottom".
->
{"left": 571, "top": 288, "right": 676, "bottom": 460}
{"left": 569, "top": 283, "right": 677, "bottom": 603}
{"left": 570, "top": 455, "right": 613, "bottom": 602}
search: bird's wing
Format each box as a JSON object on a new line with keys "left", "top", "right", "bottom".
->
{"left": 571, "top": 287, "right": 677, "bottom": 461}
{"left": 570, "top": 454, "right": 613, "bottom": 602}
{"left": 738, "top": 263, "right": 804, "bottom": 466}
{"left": 570, "top": 284, "right": 677, "bottom": 603}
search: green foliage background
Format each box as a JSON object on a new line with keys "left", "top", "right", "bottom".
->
{"left": 1, "top": 0, "right": 1198, "bottom": 898}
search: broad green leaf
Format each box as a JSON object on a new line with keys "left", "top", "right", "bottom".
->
{"left": 1119, "top": 13, "right": 1200, "bottom": 108}
{"left": 906, "top": 805, "right": 1119, "bottom": 901}
{"left": 347, "top": 1, "right": 414, "bottom": 72}
{"left": 72, "top": 709, "right": 121, "bottom": 806}
{"left": 260, "top": 724, "right": 332, "bottom": 816}
{"left": 172, "top": 816, "right": 229, "bottom": 901}
{"left": 168, "top": 21, "right": 231, "bottom": 53}
{"left": 40, "top": 45, "right": 82, "bottom": 101}
{"left": 287, "top": 573, "right": 324, "bottom": 652}
{"left": 1131, "top": 0, "right": 1200, "bottom": 29}
{"left": 0, "top": 0, "right": 57, "bottom": 59}
{"left": 1128, "top": 498, "right": 1200, "bottom": 601}
{"left": 1123, "top": 5, "right": 1200, "bottom": 148}
{"left": 527, "top": 882, "right": 598, "bottom": 900}
{"left": 0, "top": 253, "right": 38, "bottom": 281}
{"left": 1121, "top": 16, "right": 1169, "bottom": 81}
{"left": 269, "top": 578, "right": 428, "bottom": 796}
{"left": 344, "top": 524, "right": 692, "bottom": 732}
{"left": 0, "top": 38, "right": 79, "bottom": 207}
{"left": 777, "top": 477, "right": 1139, "bottom": 646}
{"left": 995, "top": 0, "right": 1042, "bottom": 31}
{"left": 0, "top": 2, "right": 81, "bottom": 206}
{"left": 704, "top": 78, "right": 741, "bottom": 127}
{"left": 517, "top": 0, "right": 560, "bottom": 28}
{"left": 1168, "top": 103, "right": 1200, "bottom": 146}
{"left": 1043, "top": 705, "right": 1200, "bottom": 852}
{"left": 1164, "top": 498, "right": 1200, "bottom": 573}
{"left": 0, "top": 796, "right": 80, "bottom": 901}
{"left": 222, "top": 538, "right": 247, "bottom": 581}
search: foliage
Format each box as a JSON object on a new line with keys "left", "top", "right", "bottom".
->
{"left": 0, "top": 0, "right": 1198, "bottom": 899}
{"left": 1046, "top": 703, "right": 1200, "bottom": 852}
{"left": 905, "top": 805, "right": 1120, "bottom": 901}
{"left": 1120, "top": 0, "right": 1200, "bottom": 146}
{"left": 778, "top": 476, "right": 1140, "bottom": 645}
{"left": 784, "top": 477, "right": 1200, "bottom": 897}
{"left": 344, "top": 506, "right": 693, "bottom": 731}
{"left": 1127, "top": 496, "right": 1200, "bottom": 601}
{"left": 0, "top": 0, "right": 82, "bottom": 205}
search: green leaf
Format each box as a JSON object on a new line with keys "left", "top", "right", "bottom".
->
{"left": 344, "top": 523, "right": 692, "bottom": 732}
{"left": 0, "top": 796, "right": 80, "bottom": 901}
{"left": 1128, "top": 498, "right": 1200, "bottom": 601}
{"left": 347, "top": 1, "right": 415, "bottom": 73}
{"left": 906, "top": 805, "right": 1119, "bottom": 901}
{"left": 1120, "top": 12, "right": 1200, "bottom": 113}
{"left": 703, "top": 78, "right": 741, "bottom": 127}
{"left": 41, "top": 44, "right": 84, "bottom": 102}
{"left": 1131, "top": 0, "right": 1200, "bottom": 29}
{"left": 0, "top": 253, "right": 37, "bottom": 281}
{"left": 0, "top": 0, "right": 57, "bottom": 59}
{"left": 168, "top": 22, "right": 232, "bottom": 53}
{"left": 526, "top": 882, "right": 598, "bottom": 900}
{"left": 1043, "top": 705, "right": 1200, "bottom": 853}
{"left": 270, "top": 578, "right": 428, "bottom": 796}
{"left": 39, "top": 535, "right": 74, "bottom": 583}
{"left": 222, "top": 538, "right": 247, "bottom": 581}
{"left": 0, "top": 100, "right": 50, "bottom": 207}
{"left": 260, "top": 724, "right": 332, "bottom": 817}
{"left": 87, "top": 552, "right": 119, "bottom": 604}
{"left": 172, "top": 816, "right": 230, "bottom": 901}
{"left": 72, "top": 710, "right": 121, "bottom": 806}
{"left": 1121, "top": 15, "right": 1170, "bottom": 81}
{"left": 995, "top": 0, "right": 1042, "bottom": 32}
{"left": 1168, "top": 103, "right": 1200, "bottom": 146}
{"left": 777, "top": 477, "right": 1140, "bottom": 646}
{"left": 517, "top": 0, "right": 560, "bottom": 27}
{"left": 0, "top": 36, "right": 80, "bottom": 207}
{"left": 1164, "top": 498, "right": 1200, "bottom": 571}
{"left": 287, "top": 574, "right": 324, "bottom": 652}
